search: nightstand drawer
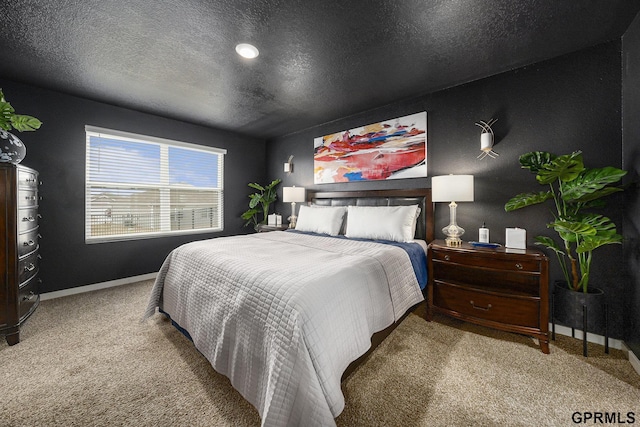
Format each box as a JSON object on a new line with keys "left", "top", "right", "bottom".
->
{"left": 256, "top": 224, "right": 288, "bottom": 232}
{"left": 431, "top": 249, "right": 540, "bottom": 272}
{"left": 433, "top": 281, "right": 540, "bottom": 328}
{"left": 432, "top": 261, "right": 540, "bottom": 296}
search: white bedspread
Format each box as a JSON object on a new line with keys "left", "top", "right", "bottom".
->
{"left": 144, "top": 231, "right": 424, "bottom": 427}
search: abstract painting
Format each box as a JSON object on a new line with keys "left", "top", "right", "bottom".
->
{"left": 314, "top": 111, "right": 427, "bottom": 183}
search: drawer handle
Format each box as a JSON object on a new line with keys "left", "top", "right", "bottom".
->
{"left": 444, "top": 255, "right": 451, "bottom": 261}
{"left": 22, "top": 215, "right": 36, "bottom": 222}
{"left": 23, "top": 240, "right": 36, "bottom": 247}
{"left": 515, "top": 263, "right": 523, "bottom": 270}
{"left": 24, "top": 263, "right": 36, "bottom": 272}
{"left": 470, "top": 300, "right": 492, "bottom": 311}
{"left": 22, "top": 291, "right": 36, "bottom": 302}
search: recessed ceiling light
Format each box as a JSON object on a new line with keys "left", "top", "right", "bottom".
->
{"left": 235, "top": 43, "right": 259, "bottom": 59}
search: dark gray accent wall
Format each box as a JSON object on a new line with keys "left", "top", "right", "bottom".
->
{"left": 267, "top": 42, "right": 627, "bottom": 339}
{"left": 623, "top": 16, "right": 640, "bottom": 359}
{"left": 0, "top": 79, "right": 266, "bottom": 293}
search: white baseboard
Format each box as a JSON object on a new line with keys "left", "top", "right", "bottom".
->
{"left": 40, "top": 273, "right": 157, "bottom": 301}
{"left": 628, "top": 345, "right": 640, "bottom": 376}
{"left": 551, "top": 323, "right": 640, "bottom": 377}
{"left": 550, "top": 323, "right": 623, "bottom": 350}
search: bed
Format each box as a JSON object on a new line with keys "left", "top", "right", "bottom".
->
{"left": 144, "top": 188, "right": 433, "bottom": 427}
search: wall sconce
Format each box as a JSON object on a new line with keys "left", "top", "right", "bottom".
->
{"left": 475, "top": 118, "right": 498, "bottom": 160}
{"left": 284, "top": 155, "right": 294, "bottom": 175}
{"left": 432, "top": 175, "right": 474, "bottom": 247}
{"left": 282, "top": 186, "right": 306, "bottom": 228}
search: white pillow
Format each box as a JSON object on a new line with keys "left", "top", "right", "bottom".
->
{"left": 294, "top": 205, "right": 347, "bottom": 236}
{"left": 345, "top": 205, "right": 420, "bottom": 242}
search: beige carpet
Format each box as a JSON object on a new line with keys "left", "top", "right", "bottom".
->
{"left": 1, "top": 280, "right": 638, "bottom": 426}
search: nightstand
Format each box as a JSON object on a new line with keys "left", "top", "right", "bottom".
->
{"left": 256, "top": 224, "right": 288, "bottom": 232}
{"left": 427, "top": 240, "right": 550, "bottom": 354}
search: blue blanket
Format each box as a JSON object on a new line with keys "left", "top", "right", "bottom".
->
{"left": 286, "top": 230, "right": 428, "bottom": 290}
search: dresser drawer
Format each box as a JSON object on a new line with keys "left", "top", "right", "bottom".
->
{"left": 18, "top": 250, "right": 40, "bottom": 284}
{"left": 18, "top": 168, "right": 38, "bottom": 189}
{"left": 18, "top": 228, "right": 39, "bottom": 257}
{"left": 431, "top": 249, "right": 541, "bottom": 272}
{"left": 18, "top": 188, "right": 38, "bottom": 208}
{"left": 433, "top": 281, "right": 540, "bottom": 328}
{"left": 18, "top": 207, "right": 39, "bottom": 233}
{"left": 18, "top": 275, "right": 39, "bottom": 320}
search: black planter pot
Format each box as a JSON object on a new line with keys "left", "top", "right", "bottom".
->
{"left": 553, "top": 280, "right": 607, "bottom": 335}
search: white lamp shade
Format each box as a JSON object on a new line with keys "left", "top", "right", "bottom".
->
{"left": 282, "top": 186, "right": 306, "bottom": 203}
{"left": 431, "top": 175, "right": 474, "bottom": 202}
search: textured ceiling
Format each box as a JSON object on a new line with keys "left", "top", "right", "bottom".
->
{"left": 1, "top": 0, "right": 639, "bottom": 139}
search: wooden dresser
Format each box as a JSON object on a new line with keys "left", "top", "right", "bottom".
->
{"left": 427, "top": 240, "right": 549, "bottom": 353}
{"left": 0, "top": 163, "right": 40, "bottom": 345}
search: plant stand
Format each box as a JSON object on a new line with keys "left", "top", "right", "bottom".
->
{"left": 551, "top": 290, "right": 609, "bottom": 357}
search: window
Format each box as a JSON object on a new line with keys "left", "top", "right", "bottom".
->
{"left": 85, "top": 126, "right": 226, "bottom": 243}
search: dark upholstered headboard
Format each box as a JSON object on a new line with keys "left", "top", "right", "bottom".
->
{"left": 307, "top": 188, "right": 434, "bottom": 242}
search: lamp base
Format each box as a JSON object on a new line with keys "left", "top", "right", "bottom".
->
{"left": 445, "top": 236, "right": 462, "bottom": 247}
{"left": 441, "top": 201, "right": 465, "bottom": 247}
{"left": 287, "top": 201, "right": 299, "bottom": 229}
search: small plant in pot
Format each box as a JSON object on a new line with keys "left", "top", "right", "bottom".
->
{"left": 241, "top": 179, "right": 282, "bottom": 230}
{"left": 0, "top": 89, "right": 42, "bottom": 164}
{"left": 504, "top": 151, "right": 627, "bottom": 334}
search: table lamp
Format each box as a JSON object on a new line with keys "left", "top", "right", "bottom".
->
{"left": 431, "top": 174, "right": 474, "bottom": 247}
{"left": 282, "top": 186, "right": 306, "bottom": 228}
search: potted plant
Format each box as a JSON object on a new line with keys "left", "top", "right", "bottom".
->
{"left": 241, "top": 179, "right": 282, "bottom": 230}
{"left": 0, "top": 88, "right": 42, "bottom": 164}
{"left": 504, "top": 151, "right": 627, "bottom": 333}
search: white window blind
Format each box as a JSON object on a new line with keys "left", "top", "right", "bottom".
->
{"left": 85, "top": 126, "right": 226, "bottom": 243}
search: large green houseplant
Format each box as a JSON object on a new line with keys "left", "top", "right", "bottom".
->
{"left": 241, "top": 179, "right": 282, "bottom": 230}
{"left": 504, "top": 151, "right": 627, "bottom": 293}
{"left": 0, "top": 89, "right": 42, "bottom": 132}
